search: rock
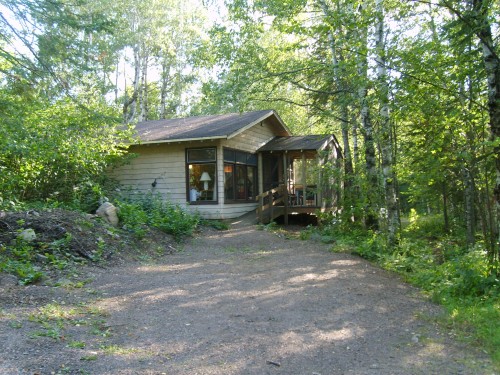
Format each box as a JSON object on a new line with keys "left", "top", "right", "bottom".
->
{"left": 0, "top": 273, "right": 18, "bottom": 286}
{"left": 96, "top": 202, "right": 119, "bottom": 227}
{"left": 36, "top": 254, "right": 48, "bottom": 262}
{"left": 18, "top": 228, "right": 36, "bottom": 242}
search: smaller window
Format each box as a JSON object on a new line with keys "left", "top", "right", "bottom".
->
{"left": 235, "top": 151, "right": 247, "bottom": 164}
{"left": 223, "top": 149, "right": 235, "bottom": 162}
{"left": 187, "top": 148, "right": 216, "bottom": 163}
{"left": 247, "top": 154, "right": 257, "bottom": 166}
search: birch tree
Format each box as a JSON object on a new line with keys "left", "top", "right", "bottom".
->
{"left": 374, "top": 0, "right": 400, "bottom": 243}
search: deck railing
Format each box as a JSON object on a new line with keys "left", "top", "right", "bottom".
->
{"left": 256, "top": 184, "right": 288, "bottom": 224}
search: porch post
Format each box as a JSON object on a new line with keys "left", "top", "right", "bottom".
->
{"left": 258, "top": 152, "right": 263, "bottom": 194}
{"left": 317, "top": 154, "right": 323, "bottom": 209}
{"left": 282, "top": 151, "right": 288, "bottom": 188}
{"left": 302, "top": 152, "right": 306, "bottom": 206}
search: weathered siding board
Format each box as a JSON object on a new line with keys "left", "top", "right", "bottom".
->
{"left": 112, "top": 143, "right": 185, "bottom": 207}
{"left": 222, "top": 119, "right": 276, "bottom": 152}
{"left": 220, "top": 203, "right": 258, "bottom": 218}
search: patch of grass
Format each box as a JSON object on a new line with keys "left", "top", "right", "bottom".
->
{"left": 257, "top": 221, "right": 278, "bottom": 231}
{"left": 201, "top": 219, "right": 229, "bottom": 230}
{"left": 99, "top": 344, "right": 139, "bottom": 355}
{"left": 224, "top": 245, "right": 252, "bottom": 253}
{"left": 80, "top": 354, "right": 98, "bottom": 361}
{"left": 28, "top": 302, "right": 111, "bottom": 342}
{"left": 68, "top": 340, "right": 86, "bottom": 349}
{"left": 9, "top": 320, "right": 23, "bottom": 329}
{"left": 90, "top": 319, "right": 112, "bottom": 337}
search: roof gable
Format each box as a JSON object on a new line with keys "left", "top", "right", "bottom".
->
{"left": 132, "top": 110, "right": 290, "bottom": 144}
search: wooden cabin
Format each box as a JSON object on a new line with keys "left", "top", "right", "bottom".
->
{"left": 111, "top": 110, "right": 342, "bottom": 222}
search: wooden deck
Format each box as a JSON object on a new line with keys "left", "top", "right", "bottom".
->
{"left": 256, "top": 185, "right": 322, "bottom": 224}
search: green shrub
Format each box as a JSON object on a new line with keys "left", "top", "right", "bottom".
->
{"left": 116, "top": 193, "right": 199, "bottom": 240}
{"left": 116, "top": 200, "right": 149, "bottom": 239}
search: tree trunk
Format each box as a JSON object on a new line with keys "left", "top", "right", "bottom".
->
{"left": 357, "top": 3, "right": 379, "bottom": 230}
{"left": 319, "top": 0, "right": 354, "bottom": 211}
{"left": 352, "top": 110, "right": 359, "bottom": 169}
{"left": 472, "top": 0, "right": 500, "bottom": 263}
{"left": 463, "top": 165, "right": 476, "bottom": 247}
{"left": 139, "top": 52, "right": 149, "bottom": 122}
{"left": 375, "top": 0, "right": 399, "bottom": 243}
{"left": 160, "top": 62, "right": 171, "bottom": 119}
{"left": 123, "top": 44, "right": 141, "bottom": 124}
{"left": 442, "top": 181, "right": 450, "bottom": 233}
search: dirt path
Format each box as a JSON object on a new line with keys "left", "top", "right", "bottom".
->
{"left": 0, "top": 224, "right": 496, "bottom": 374}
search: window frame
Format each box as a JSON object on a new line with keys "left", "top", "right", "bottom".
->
{"left": 223, "top": 147, "right": 258, "bottom": 203}
{"left": 186, "top": 147, "right": 218, "bottom": 205}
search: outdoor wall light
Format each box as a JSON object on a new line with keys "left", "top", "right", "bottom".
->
{"left": 152, "top": 178, "right": 157, "bottom": 188}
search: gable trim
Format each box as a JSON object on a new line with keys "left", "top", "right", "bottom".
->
{"left": 227, "top": 110, "right": 291, "bottom": 140}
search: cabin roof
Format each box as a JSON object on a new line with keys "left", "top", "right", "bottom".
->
{"left": 132, "top": 110, "right": 290, "bottom": 144}
{"left": 257, "top": 135, "right": 336, "bottom": 152}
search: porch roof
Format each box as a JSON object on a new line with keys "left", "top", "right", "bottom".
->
{"left": 257, "top": 135, "right": 334, "bottom": 152}
{"left": 131, "top": 110, "right": 290, "bottom": 144}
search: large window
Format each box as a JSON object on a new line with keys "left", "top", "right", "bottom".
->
{"left": 186, "top": 148, "right": 216, "bottom": 203}
{"left": 223, "top": 148, "right": 257, "bottom": 202}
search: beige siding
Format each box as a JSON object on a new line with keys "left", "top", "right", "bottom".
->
{"left": 110, "top": 143, "right": 186, "bottom": 202}
{"left": 222, "top": 118, "right": 276, "bottom": 152}
{"left": 111, "top": 122, "right": 275, "bottom": 219}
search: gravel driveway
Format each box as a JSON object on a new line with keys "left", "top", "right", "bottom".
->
{"left": 0, "top": 224, "right": 495, "bottom": 374}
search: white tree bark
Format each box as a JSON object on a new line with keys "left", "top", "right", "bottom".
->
{"left": 138, "top": 52, "right": 149, "bottom": 122}
{"left": 375, "top": 0, "right": 399, "bottom": 243}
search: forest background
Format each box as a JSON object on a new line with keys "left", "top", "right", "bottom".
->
{"left": 0, "top": 0, "right": 499, "bottom": 367}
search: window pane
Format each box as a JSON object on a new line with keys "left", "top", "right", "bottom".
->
{"left": 235, "top": 151, "right": 247, "bottom": 164}
{"left": 236, "top": 165, "right": 246, "bottom": 199}
{"left": 224, "top": 164, "right": 234, "bottom": 200}
{"left": 247, "top": 166, "right": 256, "bottom": 199}
{"left": 247, "top": 153, "right": 257, "bottom": 166}
{"left": 187, "top": 148, "right": 216, "bottom": 162}
{"left": 223, "top": 148, "right": 235, "bottom": 162}
{"left": 188, "top": 163, "right": 216, "bottom": 201}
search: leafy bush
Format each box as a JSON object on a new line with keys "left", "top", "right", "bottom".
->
{"left": 115, "top": 200, "right": 149, "bottom": 239}
{"left": 0, "top": 96, "right": 132, "bottom": 205}
{"left": 116, "top": 193, "right": 199, "bottom": 240}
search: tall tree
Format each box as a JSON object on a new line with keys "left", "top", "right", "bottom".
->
{"left": 374, "top": 0, "right": 400, "bottom": 243}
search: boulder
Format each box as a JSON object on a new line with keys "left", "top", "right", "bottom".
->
{"left": 17, "top": 228, "right": 36, "bottom": 242}
{"left": 96, "top": 202, "right": 119, "bottom": 227}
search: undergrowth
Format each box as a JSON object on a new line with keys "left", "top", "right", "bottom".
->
{"left": 312, "top": 212, "right": 500, "bottom": 369}
{"left": 116, "top": 192, "right": 200, "bottom": 240}
{"left": 0, "top": 192, "right": 201, "bottom": 285}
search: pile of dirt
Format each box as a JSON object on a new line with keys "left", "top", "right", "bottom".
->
{"left": 0, "top": 208, "right": 177, "bottom": 285}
